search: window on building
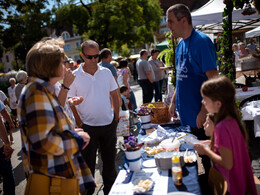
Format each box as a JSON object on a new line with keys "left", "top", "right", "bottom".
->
{"left": 62, "top": 31, "right": 70, "bottom": 40}
{"left": 159, "top": 28, "right": 170, "bottom": 34}
{"left": 74, "top": 55, "right": 80, "bottom": 61}
{"left": 160, "top": 16, "right": 167, "bottom": 26}
{"left": 75, "top": 41, "right": 81, "bottom": 48}
{"left": 64, "top": 43, "right": 71, "bottom": 51}
{"left": 6, "top": 55, "right": 9, "bottom": 63}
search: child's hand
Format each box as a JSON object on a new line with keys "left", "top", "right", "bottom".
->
{"left": 203, "top": 114, "right": 214, "bottom": 137}
{"left": 194, "top": 143, "right": 209, "bottom": 155}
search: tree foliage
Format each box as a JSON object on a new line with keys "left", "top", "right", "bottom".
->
{"left": 52, "top": 2, "right": 90, "bottom": 35}
{"left": 81, "top": 0, "right": 163, "bottom": 53}
{"left": 0, "top": 0, "right": 52, "bottom": 64}
{"left": 1, "top": 0, "right": 163, "bottom": 64}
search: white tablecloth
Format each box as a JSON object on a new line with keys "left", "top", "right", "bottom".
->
{"left": 109, "top": 168, "right": 168, "bottom": 195}
{"left": 236, "top": 87, "right": 260, "bottom": 102}
{"left": 241, "top": 100, "right": 260, "bottom": 137}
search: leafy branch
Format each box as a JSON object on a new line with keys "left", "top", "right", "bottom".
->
{"left": 158, "top": 32, "right": 177, "bottom": 86}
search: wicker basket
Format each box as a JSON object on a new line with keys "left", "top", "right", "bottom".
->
{"left": 142, "top": 102, "right": 171, "bottom": 124}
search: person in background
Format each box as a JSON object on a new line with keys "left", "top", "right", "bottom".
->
{"left": 0, "top": 100, "right": 15, "bottom": 195}
{"left": 99, "top": 48, "right": 122, "bottom": 106}
{"left": 238, "top": 42, "right": 253, "bottom": 58}
{"left": 110, "top": 60, "right": 119, "bottom": 70}
{"left": 167, "top": 4, "right": 218, "bottom": 194}
{"left": 15, "top": 70, "right": 28, "bottom": 102}
{"left": 67, "top": 58, "right": 75, "bottom": 71}
{"left": 136, "top": 49, "right": 154, "bottom": 104}
{"left": 0, "top": 90, "right": 9, "bottom": 106}
{"left": 76, "top": 59, "right": 82, "bottom": 69}
{"left": 68, "top": 40, "right": 119, "bottom": 195}
{"left": 8, "top": 78, "right": 18, "bottom": 125}
{"left": 117, "top": 59, "right": 137, "bottom": 114}
{"left": 247, "top": 38, "right": 257, "bottom": 54}
{"left": 120, "top": 85, "right": 130, "bottom": 111}
{"left": 18, "top": 40, "right": 96, "bottom": 194}
{"left": 149, "top": 49, "right": 170, "bottom": 102}
{"left": 7, "top": 78, "right": 17, "bottom": 142}
{"left": 194, "top": 76, "right": 257, "bottom": 195}
{"left": 232, "top": 43, "right": 240, "bottom": 69}
{"left": 99, "top": 48, "right": 118, "bottom": 79}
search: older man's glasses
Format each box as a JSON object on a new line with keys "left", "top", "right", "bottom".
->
{"left": 83, "top": 53, "right": 99, "bottom": 59}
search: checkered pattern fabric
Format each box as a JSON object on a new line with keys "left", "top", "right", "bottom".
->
{"left": 17, "top": 77, "right": 96, "bottom": 192}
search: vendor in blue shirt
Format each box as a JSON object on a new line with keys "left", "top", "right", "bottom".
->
{"left": 167, "top": 4, "right": 218, "bottom": 132}
{"left": 167, "top": 4, "right": 218, "bottom": 195}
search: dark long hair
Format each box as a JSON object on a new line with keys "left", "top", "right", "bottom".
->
{"left": 201, "top": 76, "right": 248, "bottom": 150}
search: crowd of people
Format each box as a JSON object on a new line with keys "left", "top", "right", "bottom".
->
{"left": 0, "top": 3, "right": 258, "bottom": 195}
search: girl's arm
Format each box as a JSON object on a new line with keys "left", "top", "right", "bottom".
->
{"left": 123, "top": 71, "right": 129, "bottom": 88}
{"left": 195, "top": 144, "right": 233, "bottom": 170}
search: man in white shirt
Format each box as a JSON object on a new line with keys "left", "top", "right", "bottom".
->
{"left": 68, "top": 40, "right": 119, "bottom": 195}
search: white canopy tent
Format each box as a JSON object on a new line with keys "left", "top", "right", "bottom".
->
{"left": 191, "top": 0, "right": 260, "bottom": 33}
{"left": 245, "top": 26, "right": 260, "bottom": 38}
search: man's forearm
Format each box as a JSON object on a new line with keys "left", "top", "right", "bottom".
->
{"left": 70, "top": 105, "right": 83, "bottom": 128}
{"left": 146, "top": 71, "right": 153, "bottom": 83}
{"left": 1, "top": 109, "right": 13, "bottom": 126}
{"left": 170, "top": 89, "right": 176, "bottom": 105}
{"left": 110, "top": 90, "right": 120, "bottom": 121}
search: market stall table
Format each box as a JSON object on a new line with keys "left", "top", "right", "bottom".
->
{"left": 236, "top": 87, "right": 260, "bottom": 102}
{"left": 109, "top": 124, "right": 201, "bottom": 195}
{"left": 241, "top": 100, "right": 260, "bottom": 137}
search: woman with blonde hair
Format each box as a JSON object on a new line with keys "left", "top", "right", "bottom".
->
{"left": 18, "top": 41, "right": 96, "bottom": 194}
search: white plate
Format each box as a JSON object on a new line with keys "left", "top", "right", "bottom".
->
{"left": 142, "top": 159, "right": 156, "bottom": 168}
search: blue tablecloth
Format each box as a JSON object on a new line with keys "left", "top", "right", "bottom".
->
{"left": 140, "top": 124, "right": 201, "bottom": 195}
{"left": 111, "top": 124, "right": 201, "bottom": 195}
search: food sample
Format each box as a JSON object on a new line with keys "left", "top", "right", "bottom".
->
{"left": 145, "top": 128, "right": 156, "bottom": 135}
{"left": 144, "top": 146, "right": 163, "bottom": 155}
{"left": 134, "top": 179, "right": 153, "bottom": 193}
{"left": 184, "top": 156, "right": 194, "bottom": 163}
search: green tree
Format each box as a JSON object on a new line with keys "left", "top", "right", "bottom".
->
{"left": 0, "top": 0, "right": 52, "bottom": 64}
{"left": 81, "top": 0, "right": 162, "bottom": 52}
{"left": 52, "top": 2, "right": 90, "bottom": 35}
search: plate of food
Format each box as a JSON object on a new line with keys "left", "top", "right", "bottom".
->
{"left": 133, "top": 177, "right": 154, "bottom": 194}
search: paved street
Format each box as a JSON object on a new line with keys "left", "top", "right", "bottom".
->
{"left": 1, "top": 77, "right": 260, "bottom": 194}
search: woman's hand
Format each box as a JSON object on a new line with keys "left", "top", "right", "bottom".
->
{"left": 63, "top": 68, "right": 75, "bottom": 88}
{"left": 75, "top": 128, "right": 90, "bottom": 149}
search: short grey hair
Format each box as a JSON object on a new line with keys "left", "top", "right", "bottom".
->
{"left": 9, "top": 77, "right": 16, "bottom": 83}
{"left": 167, "top": 4, "right": 192, "bottom": 25}
{"left": 16, "top": 70, "right": 28, "bottom": 83}
{"left": 81, "top": 40, "right": 99, "bottom": 53}
{"left": 238, "top": 42, "right": 245, "bottom": 47}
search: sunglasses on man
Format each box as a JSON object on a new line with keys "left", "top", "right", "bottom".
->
{"left": 82, "top": 53, "right": 99, "bottom": 59}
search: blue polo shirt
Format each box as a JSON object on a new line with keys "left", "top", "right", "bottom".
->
{"left": 99, "top": 62, "right": 118, "bottom": 78}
